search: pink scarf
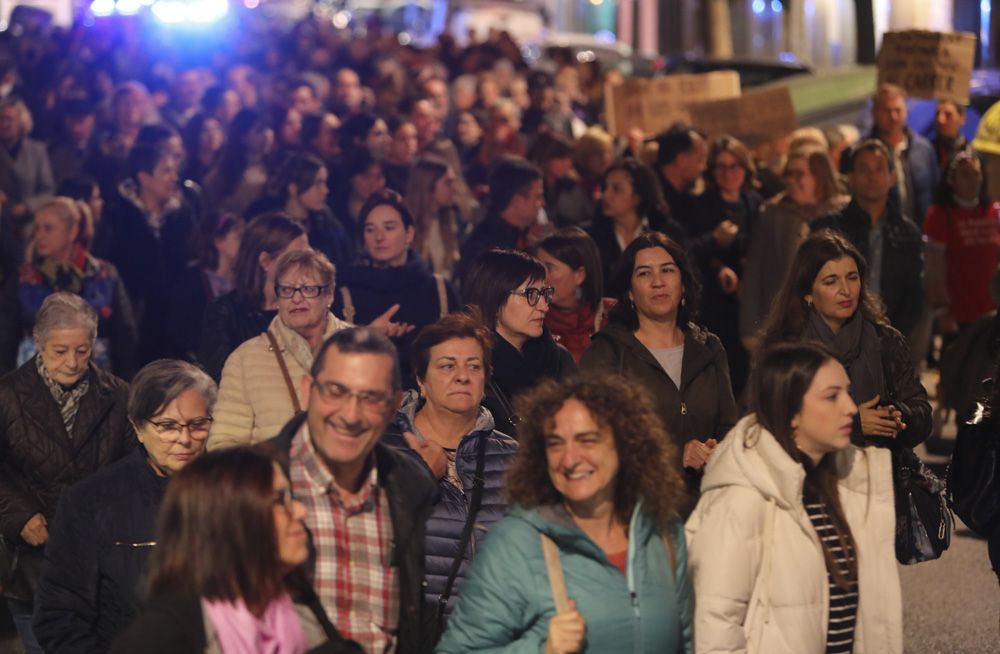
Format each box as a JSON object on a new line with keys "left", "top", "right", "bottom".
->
{"left": 203, "top": 592, "right": 308, "bottom": 654}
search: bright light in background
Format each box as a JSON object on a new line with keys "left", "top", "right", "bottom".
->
{"left": 778, "top": 51, "right": 796, "bottom": 62}
{"left": 752, "top": 0, "right": 766, "bottom": 14}
{"left": 332, "top": 10, "right": 350, "bottom": 29}
{"left": 595, "top": 30, "right": 615, "bottom": 43}
{"left": 117, "top": 0, "right": 142, "bottom": 15}
{"left": 91, "top": 0, "right": 116, "bottom": 16}
{"left": 150, "top": 0, "right": 227, "bottom": 23}
{"left": 244, "top": 0, "right": 258, "bottom": 7}
{"left": 770, "top": 0, "right": 782, "bottom": 12}
{"left": 588, "top": 0, "right": 603, "bottom": 6}
{"left": 398, "top": 32, "right": 411, "bottom": 45}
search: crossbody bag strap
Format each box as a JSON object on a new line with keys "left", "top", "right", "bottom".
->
{"left": 437, "top": 434, "right": 489, "bottom": 610}
{"left": 265, "top": 330, "right": 302, "bottom": 413}
{"left": 540, "top": 533, "right": 571, "bottom": 614}
{"left": 340, "top": 286, "right": 355, "bottom": 324}
{"left": 487, "top": 380, "right": 520, "bottom": 428}
{"left": 434, "top": 273, "right": 449, "bottom": 318}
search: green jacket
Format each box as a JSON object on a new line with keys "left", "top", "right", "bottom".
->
{"left": 436, "top": 504, "right": 693, "bottom": 654}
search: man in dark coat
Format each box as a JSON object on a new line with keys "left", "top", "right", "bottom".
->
{"left": 653, "top": 123, "right": 708, "bottom": 231}
{"left": 813, "top": 139, "right": 924, "bottom": 340}
{"left": 456, "top": 156, "right": 544, "bottom": 286}
{"left": 256, "top": 327, "right": 437, "bottom": 654}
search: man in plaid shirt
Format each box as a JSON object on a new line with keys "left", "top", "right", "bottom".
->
{"left": 260, "top": 327, "right": 437, "bottom": 654}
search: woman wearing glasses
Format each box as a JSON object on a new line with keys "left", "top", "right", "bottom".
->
{"left": 740, "top": 146, "right": 848, "bottom": 352}
{"left": 210, "top": 248, "right": 351, "bottom": 449}
{"left": 580, "top": 232, "right": 737, "bottom": 497}
{"left": 33, "top": 359, "right": 218, "bottom": 652}
{"left": 332, "top": 189, "right": 456, "bottom": 386}
{"left": 463, "top": 249, "right": 576, "bottom": 436}
{"left": 0, "top": 293, "right": 133, "bottom": 654}
{"left": 111, "top": 448, "right": 362, "bottom": 653}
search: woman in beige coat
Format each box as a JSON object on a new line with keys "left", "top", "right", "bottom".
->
{"left": 686, "top": 342, "right": 902, "bottom": 654}
{"left": 209, "top": 248, "right": 351, "bottom": 448}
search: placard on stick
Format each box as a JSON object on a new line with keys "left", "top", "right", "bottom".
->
{"left": 604, "top": 71, "right": 740, "bottom": 137}
{"left": 878, "top": 30, "right": 976, "bottom": 104}
{"left": 688, "top": 85, "right": 798, "bottom": 147}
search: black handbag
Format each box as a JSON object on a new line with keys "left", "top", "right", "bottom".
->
{"left": 947, "top": 401, "right": 1000, "bottom": 536}
{"left": 892, "top": 446, "right": 953, "bottom": 564}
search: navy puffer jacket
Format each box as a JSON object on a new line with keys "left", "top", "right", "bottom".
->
{"left": 382, "top": 392, "right": 517, "bottom": 615}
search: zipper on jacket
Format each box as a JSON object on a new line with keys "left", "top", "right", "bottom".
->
{"left": 626, "top": 505, "right": 642, "bottom": 652}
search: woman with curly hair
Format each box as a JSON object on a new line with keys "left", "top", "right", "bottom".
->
{"left": 437, "top": 373, "right": 692, "bottom": 654}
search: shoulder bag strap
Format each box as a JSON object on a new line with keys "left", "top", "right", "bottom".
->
{"left": 435, "top": 435, "right": 489, "bottom": 629}
{"left": 340, "top": 286, "right": 355, "bottom": 324}
{"left": 540, "top": 533, "right": 571, "bottom": 614}
{"left": 434, "top": 273, "right": 449, "bottom": 318}
{"left": 265, "top": 330, "right": 302, "bottom": 414}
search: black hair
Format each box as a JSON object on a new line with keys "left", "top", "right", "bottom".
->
{"left": 486, "top": 156, "right": 543, "bottom": 215}
{"left": 608, "top": 231, "right": 701, "bottom": 330}
{"left": 655, "top": 123, "right": 703, "bottom": 167}
{"left": 463, "top": 248, "right": 547, "bottom": 331}
{"left": 311, "top": 327, "right": 401, "bottom": 391}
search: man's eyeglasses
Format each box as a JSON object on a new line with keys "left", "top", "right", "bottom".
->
{"left": 147, "top": 417, "right": 213, "bottom": 441}
{"left": 275, "top": 284, "right": 328, "bottom": 299}
{"left": 311, "top": 380, "right": 393, "bottom": 410}
{"left": 509, "top": 286, "right": 555, "bottom": 307}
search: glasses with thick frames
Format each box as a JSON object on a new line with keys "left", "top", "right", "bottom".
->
{"left": 509, "top": 286, "right": 555, "bottom": 307}
{"left": 275, "top": 284, "right": 329, "bottom": 299}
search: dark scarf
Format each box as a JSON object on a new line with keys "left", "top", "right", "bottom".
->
{"left": 491, "top": 329, "right": 565, "bottom": 400}
{"left": 804, "top": 308, "right": 885, "bottom": 404}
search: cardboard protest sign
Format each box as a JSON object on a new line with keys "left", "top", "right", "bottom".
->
{"left": 604, "top": 71, "right": 740, "bottom": 137}
{"left": 877, "top": 30, "right": 976, "bottom": 104}
{"left": 688, "top": 85, "right": 798, "bottom": 146}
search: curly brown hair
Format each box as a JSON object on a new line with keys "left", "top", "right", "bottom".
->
{"left": 506, "top": 373, "right": 686, "bottom": 532}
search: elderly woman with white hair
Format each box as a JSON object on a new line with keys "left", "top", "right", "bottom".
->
{"left": 0, "top": 292, "right": 133, "bottom": 654}
{"left": 0, "top": 196, "right": 139, "bottom": 379}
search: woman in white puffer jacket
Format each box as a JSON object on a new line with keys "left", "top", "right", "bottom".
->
{"left": 686, "top": 342, "right": 902, "bottom": 654}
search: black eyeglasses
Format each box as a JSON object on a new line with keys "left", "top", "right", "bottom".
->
{"left": 509, "top": 286, "right": 555, "bottom": 307}
{"left": 275, "top": 284, "right": 328, "bottom": 299}
{"left": 147, "top": 417, "right": 214, "bottom": 442}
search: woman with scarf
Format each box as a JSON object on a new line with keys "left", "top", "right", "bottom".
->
{"left": 0, "top": 197, "right": 138, "bottom": 378}
{"left": 111, "top": 448, "right": 362, "bottom": 653}
{"left": 0, "top": 293, "right": 133, "bottom": 654}
{"left": 759, "top": 230, "right": 930, "bottom": 447}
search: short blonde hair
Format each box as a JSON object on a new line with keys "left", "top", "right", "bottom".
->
{"left": 273, "top": 247, "right": 335, "bottom": 289}
{"left": 0, "top": 97, "right": 32, "bottom": 136}
{"left": 36, "top": 197, "right": 83, "bottom": 231}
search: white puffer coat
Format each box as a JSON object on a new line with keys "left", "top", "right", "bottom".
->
{"left": 685, "top": 415, "right": 902, "bottom": 654}
{"left": 208, "top": 313, "right": 351, "bottom": 449}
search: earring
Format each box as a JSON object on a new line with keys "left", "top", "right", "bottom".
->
{"left": 681, "top": 296, "right": 687, "bottom": 308}
{"left": 805, "top": 298, "right": 813, "bottom": 308}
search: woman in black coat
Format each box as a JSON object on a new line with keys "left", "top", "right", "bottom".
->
{"left": 462, "top": 249, "right": 576, "bottom": 436}
{"left": 33, "top": 359, "right": 218, "bottom": 652}
{"left": 332, "top": 190, "right": 457, "bottom": 386}
{"left": 759, "top": 230, "right": 931, "bottom": 448}
{"left": 0, "top": 294, "right": 133, "bottom": 654}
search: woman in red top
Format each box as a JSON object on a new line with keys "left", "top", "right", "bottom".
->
{"left": 536, "top": 227, "right": 614, "bottom": 362}
{"left": 924, "top": 151, "right": 1000, "bottom": 332}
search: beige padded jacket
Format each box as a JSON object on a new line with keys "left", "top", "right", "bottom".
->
{"left": 208, "top": 313, "right": 351, "bottom": 450}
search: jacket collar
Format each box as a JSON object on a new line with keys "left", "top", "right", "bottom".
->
{"left": 593, "top": 320, "right": 718, "bottom": 389}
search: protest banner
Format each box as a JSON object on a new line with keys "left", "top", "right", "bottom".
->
{"left": 604, "top": 71, "right": 740, "bottom": 137}
{"left": 688, "top": 85, "right": 798, "bottom": 146}
{"left": 877, "top": 30, "right": 976, "bottom": 104}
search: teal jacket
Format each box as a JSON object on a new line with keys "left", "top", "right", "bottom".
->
{"left": 436, "top": 503, "right": 693, "bottom": 653}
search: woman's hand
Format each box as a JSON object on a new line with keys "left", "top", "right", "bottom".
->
{"left": 545, "top": 600, "right": 586, "bottom": 654}
{"left": 20, "top": 513, "right": 48, "bottom": 547}
{"left": 403, "top": 431, "right": 448, "bottom": 479}
{"left": 718, "top": 267, "right": 739, "bottom": 294}
{"left": 712, "top": 220, "right": 739, "bottom": 247}
{"left": 367, "top": 304, "right": 415, "bottom": 338}
{"left": 683, "top": 438, "right": 719, "bottom": 470}
{"left": 859, "top": 395, "right": 905, "bottom": 438}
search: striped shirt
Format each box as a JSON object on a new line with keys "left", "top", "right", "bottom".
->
{"left": 290, "top": 423, "right": 398, "bottom": 654}
{"left": 804, "top": 494, "right": 858, "bottom": 654}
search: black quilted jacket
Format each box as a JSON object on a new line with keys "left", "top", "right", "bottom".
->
{"left": 0, "top": 357, "right": 133, "bottom": 600}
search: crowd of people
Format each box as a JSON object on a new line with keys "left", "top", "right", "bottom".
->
{"left": 1, "top": 8, "right": 999, "bottom": 654}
